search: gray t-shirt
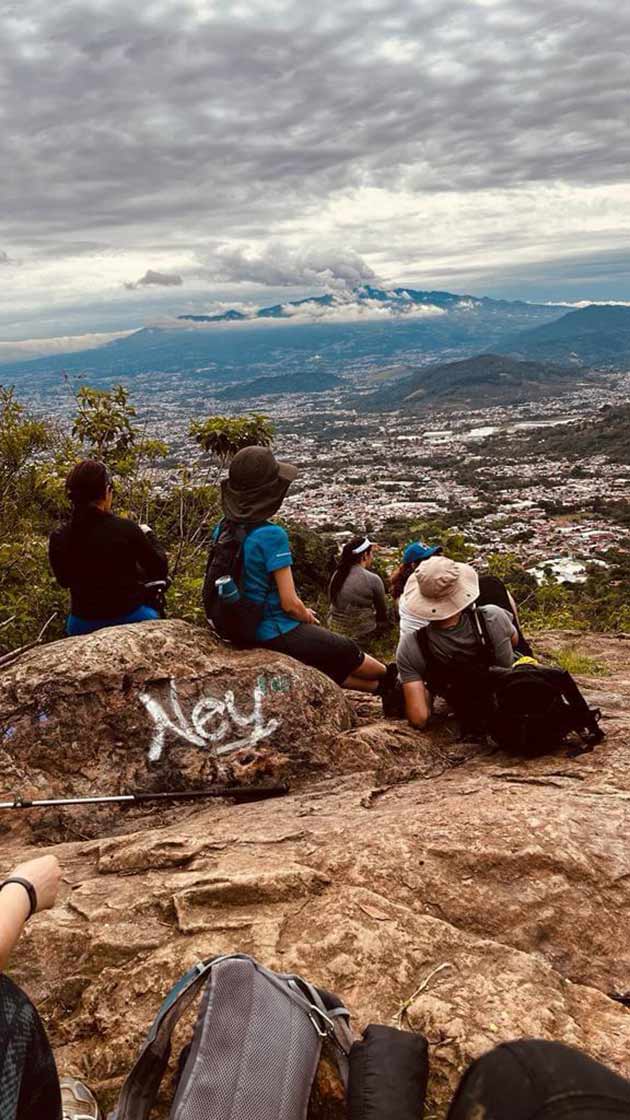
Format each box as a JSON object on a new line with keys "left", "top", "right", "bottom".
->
{"left": 396, "top": 605, "right": 517, "bottom": 684}
{"left": 331, "top": 565, "right": 388, "bottom": 621}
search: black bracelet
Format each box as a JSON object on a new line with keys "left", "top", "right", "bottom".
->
{"left": 0, "top": 878, "right": 38, "bottom": 920}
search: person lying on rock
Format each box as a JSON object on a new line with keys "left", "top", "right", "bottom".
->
{"left": 327, "top": 536, "right": 389, "bottom": 645}
{"left": 213, "top": 446, "right": 398, "bottom": 709}
{"left": 0, "top": 854, "right": 101, "bottom": 1119}
{"left": 49, "top": 460, "right": 169, "bottom": 637}
{"left": 396, "top": 554, "right": 518, "bottom": 731}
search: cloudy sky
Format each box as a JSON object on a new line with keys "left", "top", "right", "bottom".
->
{"left": 2, "top": 0, "right": 630, "bottom": 350}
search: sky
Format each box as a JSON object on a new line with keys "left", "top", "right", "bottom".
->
{"left": 2, "top": 0, "right": 630, "bottom": 353}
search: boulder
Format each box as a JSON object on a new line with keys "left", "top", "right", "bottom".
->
{"left": 4, "top": 629, "right": 630, "bottom": 1117}
{"left": 0, "top": 620, "right": 357, "bottom": 841}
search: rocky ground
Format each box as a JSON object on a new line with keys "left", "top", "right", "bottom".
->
{"left": 1, "top": 622, "right": 630, "bottom": 1117}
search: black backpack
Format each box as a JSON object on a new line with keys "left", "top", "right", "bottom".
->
{"left": 489, "top": 664, "right": 603, "bottom": 755}
{"left": 418, "top": 607, "right": 603, "bottom": 753}
{"left": 203, "top": 520, "right": 266, "bottom": 646}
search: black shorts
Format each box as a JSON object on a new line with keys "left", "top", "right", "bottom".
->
{"left": 261, "top": 623, "right": 364, "bottom": 685}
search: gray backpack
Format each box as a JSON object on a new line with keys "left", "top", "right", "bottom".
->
{"left": 110, "top": 953, "right": 354, "bottom": 1120}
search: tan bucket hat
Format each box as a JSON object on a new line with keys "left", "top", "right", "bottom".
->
{"left": 401, "top": 555, "right": 479, "bottom": 621}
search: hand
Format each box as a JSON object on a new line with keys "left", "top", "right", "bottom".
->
{"left": 9, "top": 855, "right": 61, "bottom": 913}
{"left": 304, "top": 609, "right": 320, "bottom": 625}
{"left": 139, "top": 523, "right": 152, "bottom": 535}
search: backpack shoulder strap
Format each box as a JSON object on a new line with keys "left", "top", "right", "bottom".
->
{"left": 468, "top": 604, "right": 494, "bottom": 666}
{"left": 109, "top": 960, "right": 215, "bottom": 1120}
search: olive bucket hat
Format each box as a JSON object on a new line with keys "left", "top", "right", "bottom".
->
{"left": 221, "top": 446, "right": 298, "bottom": 522}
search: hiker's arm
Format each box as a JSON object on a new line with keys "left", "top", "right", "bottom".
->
{"left": 274, "top": 567, "right": 319, "bottom": 624}
{"left": 402, "top": 681, "right": 431, "bottom": 729}
{"left": 133, "top": 524, "right": 169, "bottom": 581}
{"left": 0, "top": 856, "right": 61, "bottom": 970}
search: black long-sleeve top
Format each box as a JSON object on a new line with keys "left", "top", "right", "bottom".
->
{"left": 49, "top": 507, "right": 168, "bottom": 620}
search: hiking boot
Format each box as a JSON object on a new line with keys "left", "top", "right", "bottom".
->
{"left": 375, "top": 662, "right": 398, "bottom": 696}
{"left": 60, "top": 1077, "right": 101, "bottom": 1120}
{"left": 381, "top": 679, "right": 404, "bottom": 719}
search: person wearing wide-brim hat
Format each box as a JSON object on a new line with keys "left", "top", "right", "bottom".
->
{"left": 389, "top": 540, "right": 442, "bottom": 635}
{"left": 395, "top": 555, "right": 519, "bottom": 730}
{"left": 213, "top": 447, "right": 397, "bottom": 704}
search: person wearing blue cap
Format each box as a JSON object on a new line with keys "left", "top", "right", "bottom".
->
{"left": 390, "top": 541, "right": 442, "bottom": 635}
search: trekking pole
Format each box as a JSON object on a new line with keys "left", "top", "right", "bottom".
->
{"left": 0, "top": 784, "right": 289, "bottom": 811}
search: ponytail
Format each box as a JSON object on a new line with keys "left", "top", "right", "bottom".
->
{"left": 329, "top": 536, "right": 371, "bottom": 604}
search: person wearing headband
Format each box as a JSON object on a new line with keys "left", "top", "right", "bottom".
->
{"left": 214, "top": 450, "right": 397, "bottom": 706}
{"left": 328, "top": 535, "right": 389, "bottom": 643}
{"left": 49, "top": 459, "right": 169, "bottom": 637}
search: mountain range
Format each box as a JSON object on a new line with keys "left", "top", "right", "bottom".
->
{"left": 1, "top": 290, "right": 629, "bottom": 404}
{"left": 0, "top": 287, "right": 563, "bottom": 388}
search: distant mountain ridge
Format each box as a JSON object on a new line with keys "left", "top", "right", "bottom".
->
{"left": 0, "top": 287, "right": 566, "bottom": 393}
{"left": 362, "top": 353, "right": 594, "bottom": 411}
{"left": 216, "top": 369, "right": 341, "bottom": 400}
{"left": 4, "top": 293, "right": 628, "bottom": 403}
{"left": 501, "top": 305, "right": 630, "bottom": 368}
{"left": 177, "top": 285, "right": 545, "bottom": 323}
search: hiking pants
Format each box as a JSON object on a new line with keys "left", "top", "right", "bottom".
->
{"left": 448, "top": 1039, "right": 630, "bottom": 1119}
{"left": 0, "top": 976, "right": 61, "bottom": 1120}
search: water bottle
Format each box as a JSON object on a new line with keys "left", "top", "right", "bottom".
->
{"left": 215, "top": 575, "right": 240, "bottom": 604}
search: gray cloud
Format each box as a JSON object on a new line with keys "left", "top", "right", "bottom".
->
{"left": 3, "top": 0, "right": 630, "bottom": 245}
{"left": 0, "top": 251, "right": 10, "bottom": 264}
{"left": 2, "top": 0, "right": 630, "bottom": 333}
{"left": 125, "top": 269, "right": 183, "bottom": 290}
{"left": 211, "top": 245, "right": 378, "bottom": 289}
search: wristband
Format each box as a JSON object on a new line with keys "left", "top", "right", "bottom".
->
{"left": 0, "top": 877, "right": 38, "bottom": 920}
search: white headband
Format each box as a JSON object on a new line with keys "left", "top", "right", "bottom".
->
{"left": 352, "top": 537, "right": 373, "bottom": 555}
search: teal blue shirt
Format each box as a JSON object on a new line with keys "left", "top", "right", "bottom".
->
{"left": 213, "top": 522, "right": 299, "bottom": 642}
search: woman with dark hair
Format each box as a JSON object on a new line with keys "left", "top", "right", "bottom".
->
{"left": 328, "top": 536, "right": 389, "bottom": 641}
{"left": 49, "top": 460, "right": 168, "bottom": 637}
{"left": 211, "top": 447, "right": 397, "bottom": 706}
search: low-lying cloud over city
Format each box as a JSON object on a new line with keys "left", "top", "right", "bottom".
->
{"left": 2, "top": 0, "right": 630, "bottom": 342}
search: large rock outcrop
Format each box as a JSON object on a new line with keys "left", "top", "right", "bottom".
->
{"left": 0, "top": 621, "right": 359, "bottom": 842}
{"left": 3, "top": 626, "right": 630, "bottom": 1116}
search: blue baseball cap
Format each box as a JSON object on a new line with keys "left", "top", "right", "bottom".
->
{"left": 403, "top": 541, "right": 442, "bottom": 565}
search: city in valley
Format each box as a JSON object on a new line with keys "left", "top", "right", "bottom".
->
{"left": 101, "top": 363, "right": 630, "bottom": 585}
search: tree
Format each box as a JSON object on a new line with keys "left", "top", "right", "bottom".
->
{"left": 189, "top": 414, "right": 274, "bottom": 469}
{"left": 0, "top": 387, "right": 53, "bottom": 522}
{"left": 71, "top": 385, "right": 167, "bottom": 478}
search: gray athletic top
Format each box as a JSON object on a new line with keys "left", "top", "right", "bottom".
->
{"left": 328, "top": 565, "right": 389, "bottom": 638}
{"left": 396, "top": 604, "right": 517, "bottom": 684}
{"left": 332, "top": 565, "right": 388, "bottom": 617}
